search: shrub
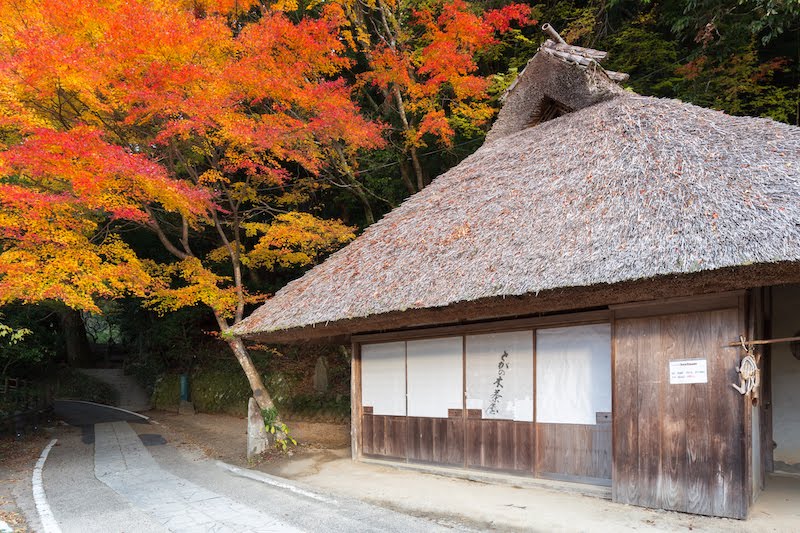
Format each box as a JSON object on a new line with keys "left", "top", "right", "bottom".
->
{"left": 55, "top": 368, "right": 117, "bottom": 405}
{"left": 189, "top": 370, "right": 251, "bottom": 415}
{"left": 151, "top": 373, "right": 181, "bottom": 410}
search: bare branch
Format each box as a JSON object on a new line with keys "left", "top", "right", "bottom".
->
{"left": 144, "top": 205, "right": 190, "bottom": 260}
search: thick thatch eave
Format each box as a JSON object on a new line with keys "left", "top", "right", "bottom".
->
{"left": 239, "top": 263, "right": 800, "bottom": 344}
{"left": 231, "top": 46, "right": 800, "bottom": 344}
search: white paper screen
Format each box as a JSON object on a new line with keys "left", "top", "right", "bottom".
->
{"left": 361, "top": 341, "right": 406, "bottom": 416}
{"left": 407, "top": 337, "right": 463, "bottom": 418}
{"left": 535, "top": 324, "right": 611, "bottom": 425}
{"left": 466, "top": 331, "right": 534, "bottom": 421}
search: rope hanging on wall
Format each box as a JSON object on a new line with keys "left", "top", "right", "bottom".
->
{"left": 731, "top": 335, "right": 760, "bottom": 401}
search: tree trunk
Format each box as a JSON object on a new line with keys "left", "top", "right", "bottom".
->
{"left": 227, "top": 335, "right": 275, "bottom": 412}
{"left": 58, "top": 308, "right": 94, "bottom": 367}
{"left": 346, "top": 176, "right": 375, "bottom": 225}
{"left": 391, "top": 86, "right": 427, "bottom": 190}
{"left": 399, "top": 160, "right": 417, "bottom": 194}
{"left": 409, "top": 146, "right": 426, "bottom": 190}
{"left": 331, "top": 145, "right": 376, "bottom": 224}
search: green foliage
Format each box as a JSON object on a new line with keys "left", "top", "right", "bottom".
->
{"left": 149, "top": 343, "right": 351, "bottom": 421}
{"left": 125, "top": 352, "right": 167, "bottom": 398}
{"left": 151, "top": 373, "right": 181, "bottom": 411}
{"left": 82, "top": 301, "right": 124, "bottom": 346}
{"left": 190, "top": 370, "right": 252, "bottom": 415}
{"left": 55, "top": 368, "right": 117, "bottom": 405}
{"left": 0, "top": 321, "right": 30, "bottom": 345}
{"left": 517, "top": 0, "right": 800, "bottom": 129}
{"left": 0, "top": 319, "right": 32, "bottom": 375}
{"left": 264, "top": 370, "right": 300, "bottom": 407}
{"left": 284, "top": 393, "right": 350, "bottom": 420}
{"left": 151, "top": 370, "right": 251, "bottom": 414}
{"left": 602, "top": 15, "right": 682, "bottom": 97}
{"left": 116, "top": 300, "right": 217, "bottom": 375}
{"left": 0, "top": 305, "right": 59, "bottom": 377}
{"left": 261, "top": 406, "right": 297, "bottom": 451}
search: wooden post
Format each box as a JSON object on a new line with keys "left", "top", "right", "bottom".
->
{"left": 351, "top": 341, "right": 362, "bottom": 460}
{"left": 762, "top": 287, "right": 774, "bottom": 477}
{"left": 609, "top": 312, "right": 616, "bottom": 492}
{"left": 462, "top": 335, "right": 467, "bottom": 469}
{"left": 740, "top": 291, "right": 753, "bottom": 509}
{"left": 531, "top": 329, "right": 537, "bottom": 477}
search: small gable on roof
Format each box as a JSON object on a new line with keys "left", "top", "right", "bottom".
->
{"left": 486, "top": 28, "right": 627, "bottom": 143}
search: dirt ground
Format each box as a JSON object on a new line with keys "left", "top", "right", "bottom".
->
{"left": 145, "top": 410, "right": 350, "bottom": 467}
{"left": 149, "top": 410, "right": 800, "bottom": 532}
{"left": 0, "top": 431, "right": 52, "bottom": 533}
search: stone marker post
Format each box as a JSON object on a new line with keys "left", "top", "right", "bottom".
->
{"left": 247, "top": 397, "right": 270, "bottom": 459}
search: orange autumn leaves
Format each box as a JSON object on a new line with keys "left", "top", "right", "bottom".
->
{"left": 360, "top": 0, "right": 533, "bottom": 148}
{"left": 0, "top": 0, "right": 531, "bottom": 317}
{"left": 0, "top": 0, "right": 378, "bottom": 314}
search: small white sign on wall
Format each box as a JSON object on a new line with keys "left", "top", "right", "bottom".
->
{"left": 669, "top": 359, "right": 708, "bottom": 384}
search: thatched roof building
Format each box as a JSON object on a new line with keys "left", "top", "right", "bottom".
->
{"left": 232, "top": 33, "right": 800, "bottom": 521}
{"left": 231, "top": 39, "right": 800, "bottom": 344}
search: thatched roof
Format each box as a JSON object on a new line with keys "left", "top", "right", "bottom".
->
{"left": 232, "top": 40, "right": 800, "bottom": 342}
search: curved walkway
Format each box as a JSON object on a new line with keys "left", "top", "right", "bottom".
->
{"left": 94, "top": 421, "right": 299, "bottom": 532}
{"left": 36, "top": 402, "right": 459, "bottom": 533}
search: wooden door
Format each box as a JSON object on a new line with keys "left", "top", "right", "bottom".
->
{"left": 613, "top": 308, "right": 747, "bottom": 519}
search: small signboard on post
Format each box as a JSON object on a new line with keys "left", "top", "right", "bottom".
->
{"left": 669, "top": 359, "right": 708, "bottom": 384}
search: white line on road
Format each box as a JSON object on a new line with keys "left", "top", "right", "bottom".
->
{"left": 32, "top": 439, "right": 62, "bottom": 533}
{"left": 54, "top": 399, "right": 150, "bottom": 420}
{"left": 216, "top": 461, "right": 338, "bottom": 505}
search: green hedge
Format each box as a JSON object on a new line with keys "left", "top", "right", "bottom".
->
{"left": 151, "top": 373, "right": 181, "bottom": 411}
{"left": 151, "top": 368, "right": 349, "bottom": 421}
{"left": 191, "top": 370, "right": 252, "bottom": 415}
{"left": 152, "top": 370, "right": 258, "bottom": 416}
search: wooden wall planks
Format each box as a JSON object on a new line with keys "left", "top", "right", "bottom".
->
{"left": 466, "top": 420, "right": 534, "bottom": 472}
{"left": 406, "top": 417, "right": 465, "bottom": 465}
{"left": 361, "top": 415, "right": 407, "bottom": 459}
{"left": 363, "top": 412, "right": 609, "bottom": 480}
{"left": 535, "top": 422, "right": 612, "bottom": 481}
{"left": 357, "top": 293, "right": 754, "bottom": 518}
{"left": 612, "top": 308, "right": 747, "bottom": 519}
{"left": 612, "top": 318, "right": 640, "bottom": 503}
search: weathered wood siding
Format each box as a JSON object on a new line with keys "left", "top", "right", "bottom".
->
{"left": 361, "top": 415, "right": 407, "bottom": 458}
{"left": 613, "top": 308, "right": 748, "bottom": 519}
{"left": 466, "top": 420, "right": 534, "bottom": 472}
{"left": 407, "top": 416, "right": 464, "bottom": 465}
{"left": 536, "top": 422, "right": 612, "bottom": 483}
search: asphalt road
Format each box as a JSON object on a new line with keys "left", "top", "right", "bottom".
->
{"left": 53, "top": 400, "right": 150, "bottom": 427}
{"left": 29, "top": 401, "right": 467, "bottom": 533}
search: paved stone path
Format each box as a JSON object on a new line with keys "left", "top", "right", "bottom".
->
{"left": 94, "top": 422, "right": 302, "bottom": 533}
{"left": 28, "top": 405, "right": 459, "bottom": 532}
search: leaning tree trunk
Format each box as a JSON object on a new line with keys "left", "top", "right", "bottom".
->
{"left": 227, "top": 335, "right": 275, "bottom": 411}
{"left": 227, "top": 336, "right": 288, "bottom": 443}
